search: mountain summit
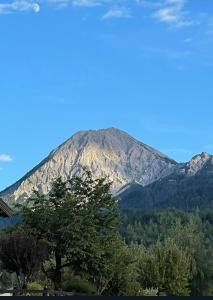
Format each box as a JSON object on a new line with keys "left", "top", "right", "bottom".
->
{"left": 0, "top": 128, "right": 177, "bottom": 202}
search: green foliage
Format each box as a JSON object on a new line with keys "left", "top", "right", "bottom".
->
{"left": 101, "top": 244, "right": 143, "bottom": 296}
{"left": 189, "top": 211, "right": 213, "bottom": 295}
{"left": 27, "top": 282, "right": 43, "bottom": 295}
{"left": 63, "top": 276, "right": 96, "bottom": 294}
{"left": 3, "top": 171, "right": 212, "bottom": 296}
{"left": 119, "top": 172, "right": 213, "bottom": 210}
{"left": 137, "top": 240, "right": 193, "bottom": 296}
{"left": 17, "top": 170, "right": 122, "bottom": 292}
{"left": 141, "top": 288, "right": 158, "bottom": 296}
{"left": 120, "top": 208, "right": 213, "bottom": 296}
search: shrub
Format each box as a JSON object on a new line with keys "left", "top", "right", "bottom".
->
{"left": 63, "top": 277, "right": 96, "bottom": 294}
{"left": 27, "top": 282, "right": 43, "bottom": 296}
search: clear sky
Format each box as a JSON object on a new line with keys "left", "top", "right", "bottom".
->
{"left": 0, "top": 0, "right": 213, "bottom": 190}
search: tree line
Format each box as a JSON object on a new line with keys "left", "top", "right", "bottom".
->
{"left": 0, "top": 171, "right": 212, "bottom": 296}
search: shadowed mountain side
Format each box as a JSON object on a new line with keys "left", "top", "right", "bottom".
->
{"left": 119, "top": 153, "right": 213, "bottom": 210}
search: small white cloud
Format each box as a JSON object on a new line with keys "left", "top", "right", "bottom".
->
{"left": 102, "top": 7, "right": 131, "bottom": 20}
{"left": 154, "top": 7, "right": 179, "bottom": 23}
{"left": 0, "top": 1, "right": 40, "bottom": 14}
{"left": 44, "top": 0, "right": 104, "bottom": 8}
{"left": 0, "top": 154, "right": 13, "bottom": 162}
{"left": 140, "top": 0, "right": 194, "bottom": 28}
{"left": 0, "top": 0, "right": 200, "bottom": 28}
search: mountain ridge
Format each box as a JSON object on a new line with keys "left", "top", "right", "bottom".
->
{"left": 0, "top": 128, "right": 177, "bottom": 202}
{"left": 119, "top": 152, "right": 213, "bottom": 210}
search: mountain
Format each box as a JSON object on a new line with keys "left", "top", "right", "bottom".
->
{"left": 119, "top": 152, "right": 213, "bottom": 210}
{"left": 0, "top": 128, "right": 177, "bottom": 203}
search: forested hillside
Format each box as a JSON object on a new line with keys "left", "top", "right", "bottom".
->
{"left": 0, "top": 174, "right": 212, "bottom": 296}
{"left": 119, "top": 172, "right": 213, "bottom": 210}
{"left": 120, "top": 208, "right": 213, "bottom": 296}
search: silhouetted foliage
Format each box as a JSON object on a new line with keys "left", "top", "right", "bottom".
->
{"left": 0, "top": 232, "right": 49, "bottom": 289}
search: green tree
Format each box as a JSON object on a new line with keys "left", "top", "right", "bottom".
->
{"left": 120, "top": 208, "right": 213, "bottom": 296}
{"left": 18, "top": 171, "right": 121, "bottom": 292}
{"left": 101, "top": 244, "right": 143, "bottom": 296}
{"left": 137, "top": 239, "right": 193, "bottom": 296}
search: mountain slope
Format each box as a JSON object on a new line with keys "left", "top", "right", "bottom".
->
{"left": 119, "top": 152, "right": 213, "bottom": 210}
{"left": 0, "top": 128, "right": 177, "bottom": 202}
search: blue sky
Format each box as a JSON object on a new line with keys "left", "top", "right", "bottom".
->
{"left": 0, "top": 0, "right": 213, "bottom": 190}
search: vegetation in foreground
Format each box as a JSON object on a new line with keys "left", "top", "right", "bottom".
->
{"left": 0, "top": 171, "right": 212, "bottom": 296}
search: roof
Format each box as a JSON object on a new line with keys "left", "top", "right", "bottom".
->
{"left": 0, "top": 198, "right": 14, "bottom": 217}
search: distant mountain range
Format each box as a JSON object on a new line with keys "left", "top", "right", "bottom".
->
{"left": 119, "top": 152, "right": 213, "bottom": 210}
{"left": 1, "top": 128, "right": 212, "bottom": 210}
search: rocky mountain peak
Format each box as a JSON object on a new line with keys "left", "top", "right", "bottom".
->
{"left": 0, "top": 128, "right": 177, "bottom": 202}
{"left": 175, "top": 152, "right": 212, "bottom": 176}
{"left": 186, "top": 152, "right": 212, "bottom": 175}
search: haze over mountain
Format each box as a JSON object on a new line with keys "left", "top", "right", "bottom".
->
{"left": 0, "top": 128, "right": 177, "bottom": 203}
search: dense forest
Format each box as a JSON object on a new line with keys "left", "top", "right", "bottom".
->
{"left": 0, "top": 172, "right": 212, "bottom": 296}
{"left": 120, "top": 209, "right": 213, "bottom": 295}
{"left": 119, "top": 171, "right": 213, "bottom": 210}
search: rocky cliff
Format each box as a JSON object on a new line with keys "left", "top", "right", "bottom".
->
{"left": 0, "top": 128, "right": 177, "bottom": 202}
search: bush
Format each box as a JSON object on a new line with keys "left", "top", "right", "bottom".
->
{"left": 63, "top": 277, "right": 96, "bottom": 294}
{"left": 142, "top": 288, "right": 158, "bottom": 296}
{"left": 125, "top": 281, "right": 144, "bottom": 296}
{"left": 27, "top": 282, "right": 43, "bottom": 296}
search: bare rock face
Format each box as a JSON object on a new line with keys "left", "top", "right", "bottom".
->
{"left": 176, "top": 152, "right": 213, "bottom": 176}
{"left": 0, "top": 128, "right": 177, "bottom": 202}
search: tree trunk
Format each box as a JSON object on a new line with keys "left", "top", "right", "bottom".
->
{"left": 53, "top": 251, "right": 62, "bottom": 291}
{"left": 22, "top": 276, "right": 27, "bottom": 291}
